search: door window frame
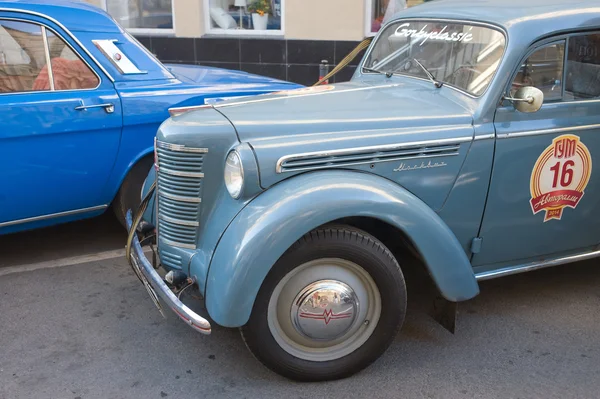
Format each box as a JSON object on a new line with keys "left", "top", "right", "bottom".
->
{"left": 500, "top": 36, "right": 568, "bottom": 109}
{"left": 500, "top": 30, "right": 600, "bottom": 109}
{"left": 0, "top": 17, "right": 102, "bottom": 96}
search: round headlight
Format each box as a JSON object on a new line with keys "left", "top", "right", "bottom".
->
{"left": 224, "top": 150, "right": 244, "bottom": 199}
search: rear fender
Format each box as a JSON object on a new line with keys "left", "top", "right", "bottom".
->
{"left": 205, "top": 170, "right": 479, "bottom": 328}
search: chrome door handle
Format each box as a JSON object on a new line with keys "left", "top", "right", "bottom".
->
{"left": 75, "top": 102, "right": 115, "bottom": 114}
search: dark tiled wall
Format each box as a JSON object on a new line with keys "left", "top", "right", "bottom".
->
{"left": 135, "top": 36, "right": 366, "bottom": 86}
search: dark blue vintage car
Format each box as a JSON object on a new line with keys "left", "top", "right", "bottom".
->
{"left": 127, "top": 0, "right": 600, "bottom": 382}
{"left": 0, "top": 0, "right": 301, "bottom": 234}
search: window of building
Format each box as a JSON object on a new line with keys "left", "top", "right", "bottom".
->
{"left": 205, "top": 0, "right": 283, "bottom": 36}
{"left": 104, "top": 0, "right": 174, "bottom": 34}
{"left": 367, "top": 0, "right": 428, "bottom": 36}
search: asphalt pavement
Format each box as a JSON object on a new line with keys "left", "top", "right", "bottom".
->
{"left": 0, "top": 215, "right": 599, "bottom": 399}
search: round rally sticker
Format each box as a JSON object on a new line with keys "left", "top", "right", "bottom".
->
{"left": 530, "top": 134, "right": 592, "bottom": 222}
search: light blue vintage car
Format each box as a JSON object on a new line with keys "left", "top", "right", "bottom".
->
{"left": 0, "top": 0, "right": 300, "bottom": 235}
{"left": 127, "top": 0, "right": 600, "bottom": 381}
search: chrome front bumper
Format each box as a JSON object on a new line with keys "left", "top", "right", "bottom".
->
{"left": 125, "top": 210, "right": 211, "bottom": 335}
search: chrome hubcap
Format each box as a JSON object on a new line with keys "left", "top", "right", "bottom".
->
{"left": 291, "top": 280, "right": 358, "bottom": 341}
{"left": 267, "top": 258, "right": 382, "bottom": 362}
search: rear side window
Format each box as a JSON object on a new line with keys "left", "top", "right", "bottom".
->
{"left": 0, "top": 19, "right": 99, "bottom": 94}
{"left": 38, "top": 29, "right": 99, "bottom": 91}
{"left": 0, "top": 20, "right": 48, "bottom": 93}
{"left": 565, "top": 33, "right": 600, "bottom": 100}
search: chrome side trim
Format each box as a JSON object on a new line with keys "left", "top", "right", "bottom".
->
{"left": 475, "top": 249, "right": 600, "bottom": 281}
{"left": 280, "top": 153, "right": 460, "bottom": 173}
{"left": 158, "top": 214, "right": 199, "bottom": 227}
{"left": 0, "top": 8, "right": 115, "bottom": 82}
{"left": 162, "top": 238, "right": 197, "bottom": 250}
{"left": 159, "top": 167, "right": 204, "bottom": 178}
{"left": 276, "top": 136, "right": 472, "bottom": 173}
{"left": 41, "top": 26, "right": 55, "bottom": 91}
{"left": 156, "top": 141, "right": 209, "bottom": 153}
{"left": 473, "top": 133, "right": 495, "bottom": 141}
{"left": 497, "top": 124, "right": 600, "bottom": 139}
{"left": 159, "top": 190, "right": 201, "bottom": 203}
{"left": 0, "top": 205, "right": 107, "bottom": 228}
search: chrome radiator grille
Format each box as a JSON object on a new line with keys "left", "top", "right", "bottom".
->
{"left": 155, "top": 140, "right": 207, "bottom": 252}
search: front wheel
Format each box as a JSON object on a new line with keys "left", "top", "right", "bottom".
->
{"left": 240, "top": 225, "right": 407, "bottom": 381}
{"left": 113, "top": 156, "right": 154, "bottom": 229}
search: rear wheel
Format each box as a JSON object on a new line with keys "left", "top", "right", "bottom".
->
{"left": 241, "top": 225, "right": 407, "bottom": 381}
{"left": 113, "top": 156, "right": 154, "bottom": 229}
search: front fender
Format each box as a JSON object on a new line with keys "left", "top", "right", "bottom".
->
{"left": 205, "top": 170, "right": 479, "bottom": 328}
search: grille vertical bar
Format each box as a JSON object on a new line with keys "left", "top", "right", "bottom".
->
{"left": 155, "top": 139, "right": 207, "bottom": 255}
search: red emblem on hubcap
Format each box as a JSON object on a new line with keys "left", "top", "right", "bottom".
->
{"left": 299, "top": 309, "right": 353, "bottom": 325}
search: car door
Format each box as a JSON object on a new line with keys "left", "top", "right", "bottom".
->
{"left": 473, "top": 33, "right": 600, "bottom": 267}
{"left": 0, "top": 18, "right": 122, "bottom": 228}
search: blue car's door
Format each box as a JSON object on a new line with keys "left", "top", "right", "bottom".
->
{"left": 0, "top": 19, "right": 122, "bottom": 229}
{"left": 473, "top": 34, "right": 600, "bottom": 267}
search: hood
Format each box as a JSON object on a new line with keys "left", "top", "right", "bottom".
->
{"left": 165, "top": 63, "right": 298, "bottom": 89}
{"left": 211, "top": 78, "right": 476, "bottom": 193}
{"left": 212, "top": 78, "right": 474, "bottom": 141}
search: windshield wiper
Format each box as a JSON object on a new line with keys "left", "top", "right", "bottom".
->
{"left": 412, "top": 58, "right": 443, "bottom": 88}
{"left": 362, "top": 67, "right": 393, "bottom": 78}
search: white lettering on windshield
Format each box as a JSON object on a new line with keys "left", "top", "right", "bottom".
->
{"left": 394, "top": 23, "right": 474, "bottom": 46}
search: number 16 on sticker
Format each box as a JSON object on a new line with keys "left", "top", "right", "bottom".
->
{"left": 530, "top": 134, "right": 592, "bottom": 222}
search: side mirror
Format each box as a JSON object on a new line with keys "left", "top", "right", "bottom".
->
{"left": 503, "top": 86, "right": 544, "bottom": 113}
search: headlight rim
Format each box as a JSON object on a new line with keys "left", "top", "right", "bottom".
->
{"left": 224, "top": 149, "right": 244, "bottom": 199}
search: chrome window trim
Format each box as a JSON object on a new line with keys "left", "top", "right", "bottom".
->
{"left": 40, "top": 26, "right": 55, "bottom": 91}
{"left": 0, "top": 17, "right": 102, "bottom": 95}
{"left": 158, "top": 190, "right": 202, "bottom": 203}
{"left": 276, "top": 136, "right": 473, "bottom": 173}
{"left": 92, "top": 39, "right": 146, "bottom": 75}
{"left": 158, "top": 213, "right": 200, "bottom": 227}
{"left": 0, "top": 7, "right": 115, "bottom": 82}
{"left": 475, "top": 248, "right": 600, "bottom": 281}
{"left": 360, "top": 17, "right": 509, "bottom": 99}
{"left": 0, "top": 205, "right": 107, "bottom": 228}
{"left": 496, "top": 123, "right": 600, "bottom": 139}
{"left": 156, "top": 140, "right": 209, "bottom": 153}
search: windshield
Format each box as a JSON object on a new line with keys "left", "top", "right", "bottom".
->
{"left": 363, "top": 20, "right": 506, "bottom": 96}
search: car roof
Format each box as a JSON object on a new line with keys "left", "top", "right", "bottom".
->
{"left": 0, "top": 0, "right": 120, "bottom": 33}
{"left": 394, "top": 0, "right": 600, "bottom": 46}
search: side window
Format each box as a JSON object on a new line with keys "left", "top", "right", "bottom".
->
{"left": 0, "top": 20, "right": 48, "bottom": 93}
{"left": 565, "top": 34, "right": 600, "bottom": 100}
{"left": 35, "top": 30, "right": 99, "bottom": 91}
{"left": 511, "top": 41, "right": 565, "bottom": 102}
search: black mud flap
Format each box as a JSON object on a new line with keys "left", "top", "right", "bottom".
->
{"left": 431, "top": 296, "right": 457, "bottom": 334}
